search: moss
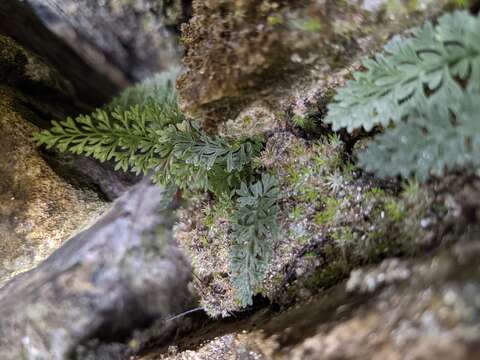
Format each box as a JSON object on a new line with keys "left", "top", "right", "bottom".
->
{"left": 314, "top": 198, "right": 340, "bottom": 226}
{"left": 385, "top": 199, "right": 405, "bottom": 222}
{"left": 299, "top": 184, "right": 321, "bottom": 203}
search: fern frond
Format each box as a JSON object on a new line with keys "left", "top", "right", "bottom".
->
{"left": 107, "top": 67, "right": 181, "bottom": 111}
{"left": 358, "top": 91, "right": 480, "bottom": 180}
{"left": 170, "top": 122, "right": 263, "bottom": 172}
{"left": 326, "top": 11, "right": 480, "bottom": 132}
{"left": 34, "top": 106, "right": 170, "bottom": 175}
{"left": 36, "top": 113, "right": 261, "bottom": 196}
{"left": 230, "top": 174, "right": 279, "bottom": 307}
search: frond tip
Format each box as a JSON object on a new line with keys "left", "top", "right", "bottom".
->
{"left": 230, "top": 174, "right": 279, "bottom": 307}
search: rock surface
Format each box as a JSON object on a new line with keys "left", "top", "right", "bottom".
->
{"left": 0, "top": 0, "right": 122, "bottom": 107}
{"left": 0, "top": 180, "right": 193, "bottom": 360}
{"left": 27, "top": 0, "right": 191, "bottom": 82}
{"left": 0, "top": 33, "right": 108, "bottom": 286}
{"left": 140, "top": 238, "right": 480, "bottom": 360}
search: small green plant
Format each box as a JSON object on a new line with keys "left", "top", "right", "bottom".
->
{"left": 325, "top": 10, "right": 480, "bottom": 181}
{"left": 34, "top": 73, "right": 262, "bottom": 196}
{"left": 35, "top": 71, "right": 278, "bottom": 308}
{"left": 314, "top": 197, "right": 340, "bottom": 225}
{"left": 230, "top": 174, "right": 279, "bottom": 307}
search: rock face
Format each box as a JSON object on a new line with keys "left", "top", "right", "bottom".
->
{"left": 0, "top": 180, "right": 193, "bottom": 359}
{"left": 0, "top": 0, "right": 122, "bottom": 107}
{"left": 0, "top": 86, "right": 106, "bottom": 286}
{"left": 141, "top": 239, "right": 480, "bottom": 360}
{"left": 0, "top": 0, "right": 137, "bottom": 286}
{"left": 0, "top": 33, "right": 108, "bottom": 286}
{"left": 27, "top": 0, "right": 191, "bottom": 82}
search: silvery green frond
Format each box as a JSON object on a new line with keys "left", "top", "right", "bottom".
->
{"left": 326, "top": 11, "right": 480, "bottom": 132}
{"left": 230, "top": 174, "right": 279, "bottom": 307}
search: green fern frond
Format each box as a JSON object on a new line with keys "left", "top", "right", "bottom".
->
{"left": 107, "top": 68, "right": 181, "bottom": 111}
{"left": 358, "top": 91, "right": 480, "bottom": 181}
{"left": 34, "top": 105, "right": 172, "bottom": 175}
{"left": 230, "top": 174, "right": 279, "bottom": 307}
{"left": 34, "top": 72, "right": 262, "bottom": 196}
{"left": 326, "top": 11, "right": 480, "bottom": 132}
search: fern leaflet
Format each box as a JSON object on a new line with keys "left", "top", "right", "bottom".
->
{"left": 230, "top": 174, "right": 279, "bottom": 307}
{"left": 358, "top": 91, "right": 480, "bottom": 181}
{"left": 326, "top": 11, "right": 480, "bottom": 132}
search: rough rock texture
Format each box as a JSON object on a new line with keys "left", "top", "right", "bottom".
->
{"left": 0, "top": 180, "right": 193, "bottom": 360}
{"left": 27, "top": 0, "right": 191, "bottom": 82}
{"left": 0, "top": 4, "right": 139, "bottom": 286}
{"left": 140, "top": 238, "right": 480, "bottom": 360}
{"left": 177, "top": 0, "right": 464, "bottom": 131}
{"left": 0, "top": 87, "right": 106, "bottom": 286}
{"left": 0, "top": 35, "right": 109, "bottom": 286}
{"left": 0, "top": 0, "right": 122, "bottom": 107}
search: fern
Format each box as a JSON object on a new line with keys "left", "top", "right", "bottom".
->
{"left": 230, "top": 174, "right": 279, "bottom": 307}
{"left": 35, "top": 71, "right": 279, "bottom": 309}
{"left": 325, "top": 10, "right": 480, "bottom": 181}
{"left": 153, "top": 122, "right": 262, "bottom": 194}
{"left": 326, "top": 11, "right": 480, "bottom": 132}
{"left": 358, "top": 91, "right": 480, "bottom": 180}
{"left": 34, "top": 105, "right": 180, "bottom": 175}
{"left": 34, "top": 74, "right": 262, "bottom": 196}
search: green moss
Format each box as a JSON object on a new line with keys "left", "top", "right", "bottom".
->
{"left": 312, "top": 154, "right": 326, "bottom": 172}
{"left": 298, "top": 18, "right": 323, "bottom": 33}
{"left": 302, "top": 245, "right": 351, "bottom": 290}
{"left": 365, "top": 187, "right": 386, "bottom": 199}
{"left": 267, "top": 15, "right": 284, "bottom": 26}
{"left": 300, "top": 184, "right": 321, "bottom": 203}
{"left": 385, "top": 199, "right": 405, "bottom": 222}
{"left": 314, "top": 197, "right": 340, "bottom": 226}
{"left": 290, "top": 206, "right": 305, "bottom": 221}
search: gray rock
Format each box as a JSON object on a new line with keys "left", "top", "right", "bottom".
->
{"left": 0, "top": 180, "right": 193, "bottom": 359}
{"left": 0, "top": 0, "right": 122, "bottom": 107}
{"left": 27, "top": 0, "right": 190, "bottom": 81}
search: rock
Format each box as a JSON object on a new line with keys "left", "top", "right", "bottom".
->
{"left": 0, "top": 180, "right": 193, "bottom": 360}
{"left": 145, "top": 239, "right": 480, "bottom": 360}
{"left": 0, "top": 5, "right": 138, "bottom": 285}
{"left": 0, "top": 76, "right": 107, "bottom": 286}
{"left": 0, "top": 0, "right": 122, "bottom": 107}
{"left": 27, "top": 0, "right": 191, "bottom": 82}
{"left": 177, "top": 0, "right": 462, "bottom": 131}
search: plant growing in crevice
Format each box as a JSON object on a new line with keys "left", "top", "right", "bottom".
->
{"left": 326, "top": 10, "right": 480, "bottom": 181}
{"left": 34, "top": 73, "right": 263, "bottom": 197}
{"left": 34, "top": 71, "right": 278, "bottom": 308}
{"left": 230, "top": 174, "right": 279, "bottom": 307}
